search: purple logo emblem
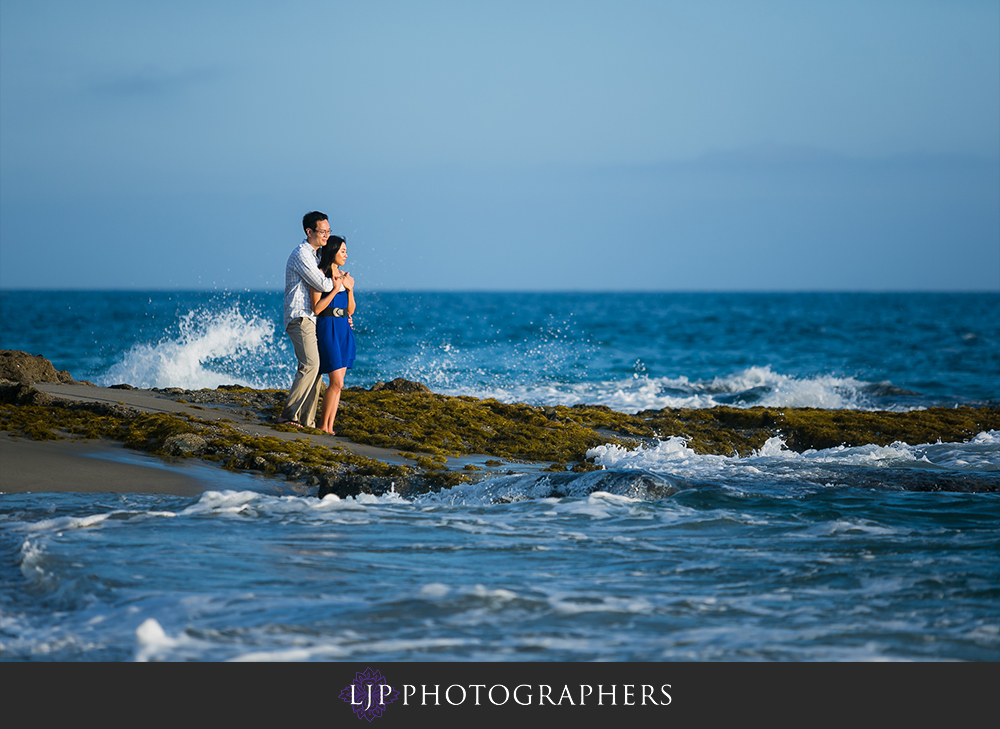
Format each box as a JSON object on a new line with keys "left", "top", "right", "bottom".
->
{"left": 339, "top": 667, "right": 400, "bottom": 721}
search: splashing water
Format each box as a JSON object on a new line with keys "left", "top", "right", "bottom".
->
{"left": 587, "top": 430, "right": 1000, "bottom": 493}
{"left": 440, "top": 365, "right": 885, "bottom": 413}
{"left": 99, "top": 307, "right": 285, "bottom": 389}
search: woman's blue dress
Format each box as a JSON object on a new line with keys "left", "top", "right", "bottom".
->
{"left": 316, "top": 289, "right": 356, "bottom": 374}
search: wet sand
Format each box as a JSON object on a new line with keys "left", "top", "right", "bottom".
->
{"left": 1, "top": 433, "right": 212, "bottom": 496}
{"left": 1, "top": 382, "right": 411, "bottom": 496}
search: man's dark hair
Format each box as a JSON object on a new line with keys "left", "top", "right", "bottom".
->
{"left": 302, "top": 211, "right": 328, "bottom": 234}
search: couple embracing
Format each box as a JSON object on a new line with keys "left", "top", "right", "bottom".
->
{"left": 279, "top": 211, "right": 356, "bottom": 434}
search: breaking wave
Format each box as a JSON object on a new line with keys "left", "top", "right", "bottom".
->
{"left": 437, "top": 365, "right": 925, "bottom": 413}
{"left": 98, "top": 307, "right": 290, "bottom": 390}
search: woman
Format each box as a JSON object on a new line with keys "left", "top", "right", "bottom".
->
{"left": 311, "top": 235, "right": 356, "bottom": 434}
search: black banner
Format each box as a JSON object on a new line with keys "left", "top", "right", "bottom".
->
{"left": 9, "top": 661, "right": 994, "bottom": 725}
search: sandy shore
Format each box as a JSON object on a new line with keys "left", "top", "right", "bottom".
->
{"left": 0, "top": 433, "right": 215, "bottom": 496}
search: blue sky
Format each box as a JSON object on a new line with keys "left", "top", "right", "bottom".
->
{"left": 2, "top": 0, "right": 998, "bottom": 291}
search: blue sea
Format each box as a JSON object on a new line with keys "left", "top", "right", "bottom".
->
{"left": 1, "top": 290, "right": 998, "bottom": 661}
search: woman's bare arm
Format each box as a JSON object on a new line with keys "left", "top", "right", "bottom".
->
{"left": 343, "top": 272, "right": 356, "bottom": 315}
{"left": 311, "top": 272, "right": 343, "bottom": 315}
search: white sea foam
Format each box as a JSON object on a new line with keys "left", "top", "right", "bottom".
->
{"left": 21, "top": 513, "right": 112, "bottom": 533}
{"left": 803, "top": 520, "right": 906, "bottom": 538}
{"left": 439, "top": 365, "right": 904, "bottom": 413}
{"left": 549, "top": 491, "right": 641, "bottom": 519}
{"left": 919, "top": 430, "right": 1000, "bottom": 471}
{"left": 0, "top": 610, "right": 104, "bottom": 659}
{"left": 134, "top": 618, "right": 227, "bottom": 662}
{"left": 378, "top": 330, "right": 906, "bottom": 413}
{"left": 99, "top": 307, "right": 282, "bottom": 390}
{"left": 179, "top": 489, "right": 261, "bottom": 516}
{"left": 229, "top": 644, "right": 350, "bottom": 662}
{"left": 470, "top": 584, "right": 519, "bottom": 601}
{"left": 418, "top": 470, "right": 676, "bottom": 506}
{"left": 134, "top": 618, "right": 179, "bottom": 661}
{"left": 549, "top": 593, "right": 655, "bottom": 615}
{"left": 178, "top": 489, "right": 413, "bottom": 520}
{"left": 18, "top": 540, "right": 53, "bottom": 587}
{"left": 588, "top": 430, "right": 1000, "bottom": 483}
{"left": 418, "top": 583, "right": 451, "bottom": 598}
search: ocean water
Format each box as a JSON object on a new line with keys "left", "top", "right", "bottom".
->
{"left": 1, "top": 290, "right": 998, "bottom": 661}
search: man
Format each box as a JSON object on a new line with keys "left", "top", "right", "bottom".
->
{"left": 279, "top": 211, "right": 337, "bottom": 428}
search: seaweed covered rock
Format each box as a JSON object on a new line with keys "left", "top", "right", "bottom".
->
{"left": 3, "top": 358, "right": 999, "bottom": 495}
{"left": 369, "top": 378, "right": 432, "bottom": 394}
{"left": 331, "top": 390, "right": 1000, "bottom": 466}
{"left": 163, "top": 433, "right": 207, "bottom": 456}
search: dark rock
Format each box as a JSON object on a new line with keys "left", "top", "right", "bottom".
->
{"left": 318, "top": 473, "right": 425, "bottom": 499}
{"left": 163, "top": 433, "right": 207, "bottom": 456}
{"left": 282, "top": 464, "right": 311, "bottom": 480}
{"left": 482, "top": 469, "right": 680, "bottom": 502}
{"left": 369, "top": 378, "right": 432, "bottom": 394}
{"left": 76, "top": 401, "right": 143, "bottom": 419}
{"left": 109, "top": 383, "right": 135, "bottom": 390}
{"left": 0, "top": 381, "right": 53, "bottom": 406}
{"left": 0, "top": 350, "right": 77, "bottom": 385}
{"left": 156, "top": 387, "right": 285, "bottom": 412}
{"left": 223, "top": 444, "right": 252, "bottom": 459}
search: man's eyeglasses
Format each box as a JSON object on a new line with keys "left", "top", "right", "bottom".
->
{"left": 313, "top": 229, "right": 332, "bottom": 236}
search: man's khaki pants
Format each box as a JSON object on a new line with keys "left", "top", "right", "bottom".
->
{"left": 281, "top": 317, "right": 324, "bottom": 428}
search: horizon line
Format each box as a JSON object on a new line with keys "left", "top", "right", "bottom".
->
{"left": 2, "top": 287, "right": 998, "bottom": 295}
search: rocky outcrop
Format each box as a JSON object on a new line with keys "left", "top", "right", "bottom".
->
{"left": 0, "top": 381, "right": 53, "bottom": 406}
{"left": 318, "top": 473, "right": 421, "bottom": 500}
{"left": 369, "top": 378, "right": 432, "bottom": 394}
{"left": 163, "top": 433, "right": 208, "bottom": 456}
{"left": 0, "top": 350, "right": 79, "bottom": 385}
{"left": 4, "top": 349, "right": 999, "bottom": 496}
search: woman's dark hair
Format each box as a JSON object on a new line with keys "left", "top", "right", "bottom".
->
{"left": 317, "top": 235, "right": 346, "bottom": 275}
